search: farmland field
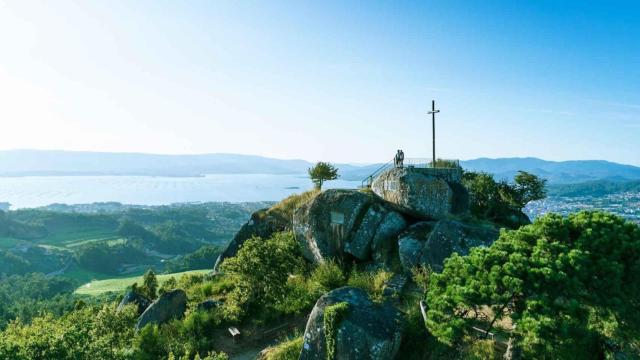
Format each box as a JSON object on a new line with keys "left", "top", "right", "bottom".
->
{"left": 74, "top": 269, "right": 211, "bottom": 296}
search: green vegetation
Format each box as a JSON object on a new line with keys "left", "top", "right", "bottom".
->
{"left": 0, "top": 273, "right": 80, "bottom": 329}
{"left": 426, "top": 211, "right": 640, "bottom": 358}
{"left": 268, "top": 190, "right": 319, "bottom": 220}
{"left": 260, "top": 335, "right": 303, "bottom": 360}
{"left": 74, "top": 270, "right": 211, "bottom": 296}
{"left": 308, "top": 162, "right": 339, "bottom": 190}
{"left": 74, "top": 240, "right": 149, "bottom": 274}
{"left": 1, "top": 185, "right": 639, "bottom": 360}
{"left": 463, "top": 170, "right": 547, "bottom": 228}
{"left": 548, "top": 179, "right": 640, "bottom": 197}
{"left": 323, "top": 302, "right": 349, "bottom": 360}
{"left": 429, "top": 158, "right": 461, "bottom": 169}
{"left": 140, "top": 269, "right": 159, "bottom": 299}
{"left": 220, "top": 232, "right": 307, "bottom": 321}
{"left": 163, "top": 245, "right": 223, "bottom": 273}
{"left": 0, "top": 304, "right": 138, "bottom": 360}
{"left": 0, "top": 202, "right": 264, "bottom": 279}
{"left": 346, "top": 268, "right": 392, "bottom": 303}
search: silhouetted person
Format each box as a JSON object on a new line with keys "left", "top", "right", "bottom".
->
{"left": 394, "top": 150, "right": 404, "bottom": 168}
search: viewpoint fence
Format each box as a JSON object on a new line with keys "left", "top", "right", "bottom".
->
{"left": 360, "top": 158, "right": 461, "bottom": 188}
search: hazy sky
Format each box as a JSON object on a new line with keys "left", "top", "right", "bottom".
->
{"left": 0, "top": 1, "right": 639, "bottom": 165}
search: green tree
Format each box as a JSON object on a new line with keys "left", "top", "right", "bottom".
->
{"left": 141, "top": 269, "right": 158, "bottom": 299}
{"left": 426, "top": 211, "right": 640, "bottom": 358}
{"left": 308, "top": 162, "right": 339, "bottom": 190}
{"left": 512, "top": 170, "right": 547, "bottom": 208}
{"left": 158, "top": 277, "right": 178, "bottom": 296}
{"left": 220, "top": 232, "right": 306, "bottom": 318}
{"left": 463, "top": 170, "right": 547, "bottom": 228}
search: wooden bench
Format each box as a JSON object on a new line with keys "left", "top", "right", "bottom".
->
{"left": 471, "top": 326, "right": 494, "bottom": 340}
{"left": 228, "top": 327, "right": 241, "bottom": 342}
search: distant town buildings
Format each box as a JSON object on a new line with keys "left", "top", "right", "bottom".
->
{"left": 526, "top": 191, "right": 640, "bottom": 224}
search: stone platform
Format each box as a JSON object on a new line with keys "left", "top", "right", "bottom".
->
{"left": 370, "top": 166, "right": 468, "bottom": 219}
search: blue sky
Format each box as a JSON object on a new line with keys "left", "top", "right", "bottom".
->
{"left": 0, "top": 0, "right": 638, "bottom": 165}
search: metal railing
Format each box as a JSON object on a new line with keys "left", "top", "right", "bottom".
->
{"left": 360, "top": 159, "right": 394, "bottom": 188}
{"left": 402, "top": 158, "right": 461, "bottom": 169}
{"left": 360, "top": 158, "right": 461, "bottom": 188}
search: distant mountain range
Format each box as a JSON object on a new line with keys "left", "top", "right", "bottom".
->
{"left": 1, "top": 150, "right": 639, "bottom": 184}
{"left": 459, "top": 157, "right": 640, "bottom": 184}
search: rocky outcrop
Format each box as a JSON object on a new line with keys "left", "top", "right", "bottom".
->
{"left": 299, "top": 287, "right": 404, "bottom": 360}
{"left": 398, "top": 222, "right": 436, "bottom": 273}
{"left": 371, "top": 211, "right": 408, "bottom": 266}
{"left": 398, "top": 219, "right": 499, "bottom": 273}
{"left": 293, "top": 189, "right": 406, "bottom": 264}
{"left": 136, "top": 289, "right": 187, "bottom": 331}
{"left": 117, "top": 290, "right": 151, "bottom": 315}
{"left": 214, "top": 208, "right": 289, "bottom": 271}
{"left": 371, "top": 167, "right": 468, "bottom": 220}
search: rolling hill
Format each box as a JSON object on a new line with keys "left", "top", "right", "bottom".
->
{"left": 1, "top": 150, "right": 639, "bottom": 184}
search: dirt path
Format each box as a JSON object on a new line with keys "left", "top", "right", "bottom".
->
{"left": 213, "top": 314, "right": 308, "bottom": 360}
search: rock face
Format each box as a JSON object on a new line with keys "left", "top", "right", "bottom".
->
{"left": 397, "top": 222, "right": 436, "bottom": 273}
{"left": 117, "top": 290, "right": 151, "bottom": 315}
{"left": 299, "top": 287, "right": 404, "bottom": 360}
{"left": 293, "top": 189, "right": 406, "bottom": 264}
{"left": 398, "top": 219, "right": 499, "bottom": 273}
{"left": 371, "top": 167, "right": 468, "bottom": 220}
{"left": 214, "top": 208, "right": 289, "bottom": 271}
{"left": 136, "top": 289, "right": 187, "bottom": 331}
{"left": 371, "top": 211, "right": 408, "bottom": 266}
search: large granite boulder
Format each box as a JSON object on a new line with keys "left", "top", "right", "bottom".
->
{"left": 294, "top": 189, "right": 374, "bottom": 263}
{"left": 300, "top": 287, "right": 404, "bottom": 360}
{"left": 117, "top": 290, "right": 151, "bottom": 315}
{"left": 136, "top": 289, "right": 187, "bottom": 331}
{"left": 293, "top": 189, "right": 407, "bottom": 264}
{"left": 398, "top": 219, "right": 499, "bottom": 273}
{"left": 214, "top": 208, "right": 289, "bottom": 271}
{"left": 397, "top": 222, "right": 436, "bottom": 273}
{"left": 371, "top": 167, "right": 468, "bottom": 220}
{"left": 371, "top": 211, "right": 408, "bottom": 266}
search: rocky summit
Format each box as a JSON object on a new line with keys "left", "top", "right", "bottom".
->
{"left": 217, "top": 187, "right": 500, "bottom": 273}
{"left": 293, "top": 189, "right": 407, "bottom": 265}
{"left": 371, "top": 166, "right": 469, "bottom": 219}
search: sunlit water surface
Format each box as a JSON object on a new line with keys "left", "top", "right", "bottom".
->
{"left": 0, "top": 174, "right": 361, "bottom": 209}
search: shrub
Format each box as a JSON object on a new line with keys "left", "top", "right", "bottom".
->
{"left": 347, "top": 268, "right": 392, "bottom": 302}
{"left": 411, "top": 265, "right": 432, "bottom": 292}
{"left": 309, "top": 261, "right": 346, "bottom": 291}
{"left": 461, "top": 338, "right": 500, "bottom": 360}
{"left": 261, "top": 335, "right": 303, "bottom": 360}
{"left": 220, "top": 232, "right": 306, "bottom": 319}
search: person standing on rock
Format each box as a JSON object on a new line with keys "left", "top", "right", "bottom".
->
{"left": 394, "top": 150, "right": 404, "bottom": 168}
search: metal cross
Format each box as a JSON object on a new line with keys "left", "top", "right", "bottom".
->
{"left": 427, "top": 100, "right": 440, "bottom": 167}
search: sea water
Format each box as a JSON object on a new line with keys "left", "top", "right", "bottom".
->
{"left": 0, "top": 174, "right": 361, "bottom": 209}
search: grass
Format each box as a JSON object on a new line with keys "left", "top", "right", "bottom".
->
{"left": 74, "top": 269, "right": 211, "bottom": 296}
{"left": 0, "top": 226, "right": 118, "bottom": 249}
{"left": 64, "top": 237, "right": 125, "bottom": 248}
{"left": 259, "top": 335, "right": 303, "bottom": 360}
{"left": 39, "top": 227, "right": 118, "bottom": 247}
{"left": 268, "top": 189, "right": 319, "bottom": 220}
